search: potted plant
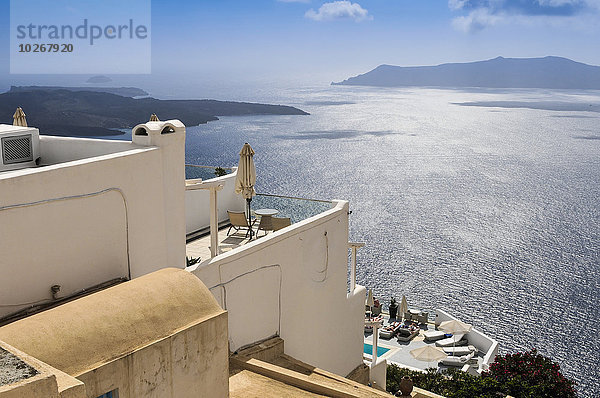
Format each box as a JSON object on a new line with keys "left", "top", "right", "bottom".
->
{"left": 389, "top": 297, "right": 398, "bottom": 319}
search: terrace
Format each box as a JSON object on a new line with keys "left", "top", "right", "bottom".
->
{"left": 363, "top": 309, "right": 498, "bottom": 376}
{"left": 184, "top": 164, "right": 332, "bottom": 263}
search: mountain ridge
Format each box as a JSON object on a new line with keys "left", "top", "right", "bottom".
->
{"left": 332, "top": 56, "right": 600, "bottom": 89}
{"left": 0, "top": 88, "right": 308, "bottom": 136}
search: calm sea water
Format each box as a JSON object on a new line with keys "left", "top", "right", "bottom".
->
{"left": 110, "top": 85, "right": 600, "bottom": 396}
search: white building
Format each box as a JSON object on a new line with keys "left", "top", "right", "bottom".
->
{"left": 0, "top": 117, "right": 412, "bottom": 397}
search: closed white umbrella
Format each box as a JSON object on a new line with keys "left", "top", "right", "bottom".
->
{"left": 399, "top": 295, "right": 409, "bottom": 320}
{"left": 13, "top": 107, "right": 27, "bottom": 127}
{"left": 149, "top": 113, "right": 159, "bottom": 121}
{"left": 410, "top": 345, "right": 447, "bottom": 369}
{"left": 235, "top": 143, "right": 256, "bottom": 239}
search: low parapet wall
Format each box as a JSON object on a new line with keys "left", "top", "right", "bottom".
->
{"left": 435, "top": 309, "right": 498, "bottom": 373}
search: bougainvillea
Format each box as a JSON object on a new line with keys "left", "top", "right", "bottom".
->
{"left": 483, "top": 349, "right": 576, "bottom": 398}
{"left": 387, "top": 349, "right": 576, "bottom": 398}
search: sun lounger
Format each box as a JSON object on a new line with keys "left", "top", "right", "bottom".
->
{"left": 440, "top": 352, "right": 476, "bottom": 367}
{"left": 435, "top": 333, "right": 467, "bottom": 347}
{"left": 443, "top": 345, "right": 477, "bottom": 356}
{"left": 423, "top": 330, "right": 446, "bottom": 341}
{"left": 396, "top": 325, "right": 420, "bottom": 342}
{"left": 379, "top": 322, "right": 401, "bottom": 339}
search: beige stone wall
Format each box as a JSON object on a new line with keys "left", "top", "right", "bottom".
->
{"left": 76, "top": 312, "right": 229, "bottom": 398}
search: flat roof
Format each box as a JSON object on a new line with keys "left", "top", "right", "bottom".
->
{"left": 0, "top": 124, "right": 36, "bottom": 133}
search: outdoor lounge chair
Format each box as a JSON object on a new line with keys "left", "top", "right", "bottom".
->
{"left": 435, "top": 333, "right": 468, "bottom": 347}
{"left": 423, "top": 330, "right": 446, "bottom": 341}
{"left": 440, "top": 352, "right": 476, "bottom": 367}
{"left": 379, "top": 322, "right": 401, "bottom": 339}
{"left": 227, "top": 210, "right": 256, "bottom": 237}
{"left": 396, "top": 325, "right": 419, "bottom": 342}
{"left": 271, "top": 217, "right": 291, "bottom": 231}
{"left": 443, "top": 345, "right": 477, "bottom": 356}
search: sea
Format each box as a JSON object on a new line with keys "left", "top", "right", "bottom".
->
{"left": 106, "top": 83, "right": 600, "bottom": 397}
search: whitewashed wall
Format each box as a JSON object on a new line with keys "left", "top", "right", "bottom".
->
{"left": 0, "top": 126, "right": 187, "bottom": 319}
{"left": 185, "top": 170, "right": 245, "bottom": 235}
{"left": 190, "top": 200, "right": 366, "bottom": 377}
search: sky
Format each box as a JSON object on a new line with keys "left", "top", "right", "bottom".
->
{"left": 1, "top": 0, "right": 600, "bottom": 86}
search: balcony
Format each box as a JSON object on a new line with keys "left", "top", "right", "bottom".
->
{"left": 185, "top": 165, "right": 333, "bottom": 263}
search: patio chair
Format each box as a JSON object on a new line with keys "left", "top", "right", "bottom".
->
{"left": 416, "top": 312, "right": 428, "bottom": 324}
{"left": 227, "top": 210, "right": 256, "bottom": 237}
{"left": 256, "top": 216, "right": 273, "bottom": 237}
{"left": 271, "top": 217, "right": 291, "bottom": 231}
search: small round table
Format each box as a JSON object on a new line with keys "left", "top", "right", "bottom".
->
{"left": 254, "top": 208, "right": 279, "bottom": 217}
{"left": 254, "top": 208, "right": 279, "bottom": 234}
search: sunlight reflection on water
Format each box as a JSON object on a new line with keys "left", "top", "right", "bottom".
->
{"left": 184, "top": 86, "right": 600, "bottom": 396}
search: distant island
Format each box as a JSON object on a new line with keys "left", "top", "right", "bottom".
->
{"left": 0, "top": 87, "right": 308, "bottom": 136}
{"left": 9, "top": 86, "right": 148, "bottom": 98}
{"left": 332, "top": 56, "right": 600, "bottom": 89}
{"left": 86, "top": 75, "right": 113, "bottom": 84}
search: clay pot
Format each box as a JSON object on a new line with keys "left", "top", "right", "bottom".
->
{"left": 399, "top": 376, "right": 413, "bottom": 396}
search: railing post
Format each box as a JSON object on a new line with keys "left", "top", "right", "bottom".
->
{"left": 209, "top": 186, "right": 220, "bottom": 258}
{"left": 348, "top": 242, "right": 365, "bottom": 293}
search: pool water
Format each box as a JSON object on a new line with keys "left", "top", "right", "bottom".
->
{"left": 364, "top": 343, "right": 390, "bottom": 357}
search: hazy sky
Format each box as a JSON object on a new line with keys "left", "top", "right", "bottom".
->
{"left": 2, "top": 0, "right": 600, "bottom": 85}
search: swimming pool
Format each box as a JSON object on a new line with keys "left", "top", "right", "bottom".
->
{"left": 364, "top": 343, "right": 390, "bottom": 357}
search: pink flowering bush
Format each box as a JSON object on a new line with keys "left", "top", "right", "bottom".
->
{"left": 387, "top": 349, "right": 577, "bottom": 398}
{"left": 482, "top": 349, "right": 576, "bottom": 398}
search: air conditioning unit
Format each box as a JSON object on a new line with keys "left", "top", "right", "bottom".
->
{"left": 0, "top": 124, "right": 40, "bottom": 172}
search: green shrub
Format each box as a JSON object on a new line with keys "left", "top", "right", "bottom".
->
{"left": 186, "top": 256, "right": 201, "bottom": 267}
{"left": 214, "top": 167, "right": 227, "bottom": 177}
{"left": 386, "top": 349, "right": 576, "bottom": 398}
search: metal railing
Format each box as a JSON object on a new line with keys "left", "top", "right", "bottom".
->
{"left": 253, "top": 193, "right": 333, "bottom": 224}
